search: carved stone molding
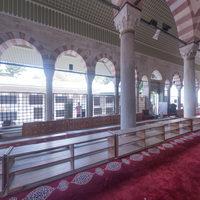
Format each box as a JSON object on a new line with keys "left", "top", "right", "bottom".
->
{"left": 114, "top": 3, "right": 141, "bottom": 34}
{"left": 179, "top": 43, "right": 199, "bottom": 60}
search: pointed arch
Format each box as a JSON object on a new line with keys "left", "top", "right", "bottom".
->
{"left": 151, "top": 70, "right": 162, "bottom": 81}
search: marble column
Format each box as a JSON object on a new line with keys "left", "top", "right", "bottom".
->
{"left": 177, "top": 85, "right": 182, "bottom": 110}
{"left": 165, "top": 83, "right": 171, "bottom": 114}
{"left": 114, "top": 76, "right": 120, "bottom": 114}
{"left": 114, "top": 4, "right": 141, "bottom": 129}
{"left": 44, "top": 58, "right": 55, "bottom": 121}
{"left": 167, "top": 88, "right": 171, "bottom": 114}
{"left": 136, "top": 80, "right": 140, "bottom": 113}
{"left": 196, "top": 88, "right": 199, "bottom": 107}
{"left": 180, "top": 43, "right": 198, "bottom": 118}
{"left": 86, "top": 69, "right": 95, "bottom": 117}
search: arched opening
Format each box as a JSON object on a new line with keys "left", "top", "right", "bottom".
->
{"left": 0, "top": 39, "right": 45, "bottom": 127}
{"left": 164, "top": 80, "right": 170, "bottom": 98}
{"left": 93, "top": 58, "right": 115, "bottom": 116}
{"left": 151, "top": 70, "right": 162, "bottom": 81}
{"left": 140, "top": 75, "right": 149, "bottom": 97}
{"left": 150, "top": 70, "right": 163, "bottom": 115}
{"left": 138, "top": 75, "right": 149, "bottom": 113}
{"left": 53, "top": 50, "right": 87, "bottom": 119}
{"left": 170, "top": 85, "right": 178, "bottom": 105}
{"left": 170, "top": 74, "right": 181, "bottom": 106}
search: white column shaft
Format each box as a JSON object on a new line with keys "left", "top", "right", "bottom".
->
{"left": 114, "top": 77, "right": 120, "bottom": 114}
{"left": 86, "top": 73, "right": 95, "bottom": 117}
{"left": 184, "top": 57, "right": 196, "bottom": 117}
{"left": 120, "top": 31, "right": 136, "bottom": 129}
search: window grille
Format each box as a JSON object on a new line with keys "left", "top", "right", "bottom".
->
{"left": 93, "top": 95, "right": 115, "bottom": 116}
{"left": 54, "top": 93, "right": 87, "bottom": 120}
{"left": 0, "top": 92, "right": 46, "bottom": 127}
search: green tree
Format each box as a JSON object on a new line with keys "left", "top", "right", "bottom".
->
{"left": 0, "top": 65, "right": 25, "bottom": 77}
{"left": 95, "top": 76, "right": 111, "bottom": 85}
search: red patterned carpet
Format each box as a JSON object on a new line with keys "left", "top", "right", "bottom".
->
{"left": 5, "top": 132, "right": 200, "bottom": 200}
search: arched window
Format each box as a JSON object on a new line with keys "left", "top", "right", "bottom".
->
{"left": 170, "top": 74, "right": 181, "bottom": 106}
{"left": 172, "top": 74, "right": 181, "bottom": 87}
{"left": 140, "top": 75, "right": 149, "bottom": 97}
{"left": 93, "top": 58, "right": 115, "bottom": 116}
{"left": 164, "top": 79, "right": 170, "bottom": 97}
{"left": 170, "top": 85, "right": 178, "bottom": 105}
{"left": 150, "top": 70, "right": 162, "bottom": 115}
{"left": 93, "top": 58, "right": 115, "bottom": 94}
{"left": 151, "top": 70, "right": 162, "bottom": 81}
{"left": 0, "top": 39, "right": 45, "bottom": 126}
{"left": 53, "top": 50, "right": 87, "bottom": 119}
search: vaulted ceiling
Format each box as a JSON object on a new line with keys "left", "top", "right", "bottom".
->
{"left": 32, "top": 0, "right": 116, "bottom": 31}
{"left": 31, "top": 0, "right": 181, "bottom": 58}
{"left": 1, "top": 0, "right": 200, "bottom": 66}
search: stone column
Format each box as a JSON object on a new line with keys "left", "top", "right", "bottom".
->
{"left": 114, "top": 76, "right": 120, "bottom": 114}
{"left": 86, "top": 69, "right": 95, "bottom": 117}
{"left": 180, "top": 43, "right": 198, "bottom": 118}
{"left": 177, "top": 85, "right": 182, "bottom": 110}
{"left": 167, "top": 88, "right": 171, "bottom": 114}
{"left": 114, "top": 3, "right": 141, "bottom": 129}
{"left": 44, "top": 58, "right": 55, "bottom": 121}
{"left": 195, "top": 80, "right": 199, "bottom": 108}
{"left": 136, "top": 80, "right": 140, "bottom": 113}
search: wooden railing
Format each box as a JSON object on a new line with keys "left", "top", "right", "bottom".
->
{"left": 0, "top": 117, "right": 200, "bottom": 196}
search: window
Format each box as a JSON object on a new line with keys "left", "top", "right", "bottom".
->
{"left": 94, "top": 108, "right": 102, "bottom": 115}
{"left": 106, "top": 96, "right": 114, "bottom": 104}
{"left": 94, "top": 97, "right": 100, "bottom": 106}
{"left": 56, "top": 110, "right": 65, "bottom": 117}
{"left": 29, "top": 95, "right": 43, "bottom": 105}
{"left": 106, "top": 107, "right": 114, "bottom": 115}
{"left": 69, "top": 64, "right": 73, "bottom": 70}
{"left": 34, "top": 107, "right": 43, "bottom": 119}
{"left": 0, "top": 95, "right": 17, "bottom": 104}
{"left": 0, "top": 112, "right": 17, "bottom": 121}
{"left": 55, "top": 96, "right": 68, "bottom": 103}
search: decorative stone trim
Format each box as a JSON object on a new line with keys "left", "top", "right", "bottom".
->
{"left": 0, "top": 32, "right": 46, "bottom": 57}
{"left": 179, "top": 43, "right": 198, "bottom": 60}
{"left": 114, "top": 3, "right": 141, "bottom": 34}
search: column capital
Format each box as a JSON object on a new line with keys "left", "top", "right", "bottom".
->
{"left": 179, "top": 43, "right": 198, "bottom": 60}
{"left": 114, "top": 3, "right": 141, "bottom": 34}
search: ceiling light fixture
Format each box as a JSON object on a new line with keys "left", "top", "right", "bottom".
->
{"left": 162, "top": 23, "right": 171, "bottom": 32}
{"left": 149, "top": 19, "right": 171, "bottom": 40}
{"left": 149, "top": 19, "right": 158, "bottom": 27}
{"left": 153, "top": 29, "right": 161, "bottom": 40}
